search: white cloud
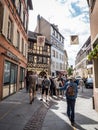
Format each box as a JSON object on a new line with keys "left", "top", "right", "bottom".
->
{"left": 28, "top": 0, "right": 90, "bottom": 66}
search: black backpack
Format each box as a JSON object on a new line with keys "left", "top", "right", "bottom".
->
{"left": 42, "top": 79, "right": 50, "bottom": 88}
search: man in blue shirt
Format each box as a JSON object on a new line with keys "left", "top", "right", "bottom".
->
{"left": 59, "top": 76, "right": 78, "bottom": 126}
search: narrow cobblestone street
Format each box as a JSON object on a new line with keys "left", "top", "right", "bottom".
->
{"left": 0, "top": 1, "right": 98, "bottom": 130}
{"left": 0, "top": 88, "right": 98, "bottom": 130}
{"left": 24, "top": 100, "right": 54, "bottom": 130}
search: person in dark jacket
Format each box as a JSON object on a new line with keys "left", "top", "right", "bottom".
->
{"left": 40, "top": 75, "right": 51, "bottom": 102}
{"left": 25, "top": 71, "right": 29, "bottom": 92}
{"left": 49, "top": 77, "right": 56, "bottom": 97}
{"left": 58, "top": 76, "right": 78, "bottom": 126}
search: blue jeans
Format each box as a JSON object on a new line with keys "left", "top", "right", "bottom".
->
{"left": 66, "top": 98, "right": 76, "bottom": 123}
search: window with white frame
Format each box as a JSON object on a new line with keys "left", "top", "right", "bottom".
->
{"left": 7, "top": 17, "right": 13, "bottom": 42}
{"left": 56, "top": 62, "right": 59, "bottom": 69}
{"left": 16, "top": 30, "right": 20, "bottom": 49}
{"left": 56, "top": 51, "right": 58, "bottom": 58}
{"left": 25, "top": 43, "right": 26, "bottom": 57}
{"left": 52, "top": 61, "right": 55, "bottom": 69}
{"left": 23, "top": 11, "right": 25, "bottom": 27}
{"left": 21, "top": 38, "right": 24, "bottom": 54}
{"left": 52, "top": 50, "right": 55, "bottom": 57}
{"left": 43, "top": 57, "right": 47, "bottom": 64}
{"left": 60, "top": 63, "right": 62, "bottom": 70}
{"left": 16, "top": 0, "right": 21, "bottom": 16}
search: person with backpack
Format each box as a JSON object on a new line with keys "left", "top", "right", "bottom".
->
{"left": 40, "top": 75, "right": 51, "bottom": 102}
{"left": 58, "top": 76, "right": 78, "bottom": 126}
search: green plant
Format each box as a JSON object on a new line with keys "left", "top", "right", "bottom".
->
{"left": 88, "top": 44, "right": 98, "bottom": 61}
{"left": 67, "top": 67, "right": 73, "bottom": 76}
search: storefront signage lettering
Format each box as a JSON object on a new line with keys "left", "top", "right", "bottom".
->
{"left": 6, "top": 51, "right": 19, "bottom": 62}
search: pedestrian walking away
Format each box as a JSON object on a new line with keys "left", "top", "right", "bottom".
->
{"left": 37, "top": 76, "right": 43, "bottom": 93}
{"left": 49, "top": 77, "right": 56, "bottom": 97}
{"left": 79, "top": 78, "right": 85, "bottom": 93}
{"left": 25, "top": 71, "right": 30, "bottom": 92}
{"left": 40, "top": 75, "right": 51, "bottom": 102}
{"left": 28, "top": 71, "right": 38, "bottom": 104}
{"left": 58, "top": 76, "right": 78, "bottom": 126}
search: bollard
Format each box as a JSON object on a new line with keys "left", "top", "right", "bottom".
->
{"left": 92, "top": 96, "right": 95, "bottom": 109}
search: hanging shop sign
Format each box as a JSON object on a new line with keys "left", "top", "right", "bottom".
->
{"left": 70, "top": 35, "right": 79, "bottom": 45}
{"left": 37, "top": 36, "right": 45, "bottom": 47}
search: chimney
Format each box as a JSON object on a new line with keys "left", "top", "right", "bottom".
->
{"left": 37, "top": 14, "right": 40, "bottom": 33}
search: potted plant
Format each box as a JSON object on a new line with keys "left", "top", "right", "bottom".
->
{"left": 88, "top": 44, "right": 98, "bottom": 61}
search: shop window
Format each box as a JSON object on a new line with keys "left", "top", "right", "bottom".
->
{"left": 20, "top": 67, "right": 25, "bottom": 82}
{"left": 3, "top": 61, "right": 18, "bottom": 97}
{"left": 19, "top": 67, "right": 25, "bottom": 89}
{"left": 10, "top": 64, "right": 17, "bottom": 84}
{"left": 3, "top": 61, "right": 11, "bottom": 84}
{"left": 3, "top": 61, "right": 18, "bottom": 85}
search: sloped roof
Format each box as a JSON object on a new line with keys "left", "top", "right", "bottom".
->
{"left": 28, "top": 31, "right": 51, "bottom": 45}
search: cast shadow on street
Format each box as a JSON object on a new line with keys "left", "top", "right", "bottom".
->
{"left": 62, "top": 112, "right": 98, "bottom": 130}
{"left": 78, "top": 88, "right": 93, "bottom": 99}
{"left": 75, "top": 113, "right": 98, "bottom": 125}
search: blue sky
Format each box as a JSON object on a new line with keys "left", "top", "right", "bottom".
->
{"left": 29, "top": 0, "right": 90, "bottom": 66}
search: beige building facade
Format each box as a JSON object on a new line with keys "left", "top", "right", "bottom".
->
{"left": 75, "top": 36, "right": 93, "bottom": 78}
{"left": 87, "top": 0, "right": 98, "bottom": 112}
{"left": 0, "top": 0, "right": 33, "bottom": 100}
{"left": 35, "top": 15, "right": 68, "bottom": 76}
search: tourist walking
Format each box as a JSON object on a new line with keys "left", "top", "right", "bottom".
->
{"left": 40, "top": 75, "right": 51, "bottom": 102}
{"left": 58, "top": 76, "right": 78, "bottom": 126}
{"left": 25, "top": 71, "right": 30, "bottom": 92}
{"left": 79, "top": 78, "right": 85, "bottom": 93}
{"left": 37, "top": 76, "right": 43, "bottom": 93}
{"left": 28, "top": 71, "right": 38, "bottom": 104}
{"left": 49, "top": 77, "right": 56, "bottom": 97}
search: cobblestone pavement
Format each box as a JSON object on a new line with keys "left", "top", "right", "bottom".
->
{"left": 0, "top": 88, "right": 98, "bottom": 130}
{"left": 23, "top": 100, "right": 55, "bottom": 130}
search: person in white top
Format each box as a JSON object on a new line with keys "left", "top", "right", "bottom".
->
{"left": 79, "top": 79, "right": 85, "bottom": 92}
{"left": 37, "top": 76, "right": 43, "bottom": 92}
